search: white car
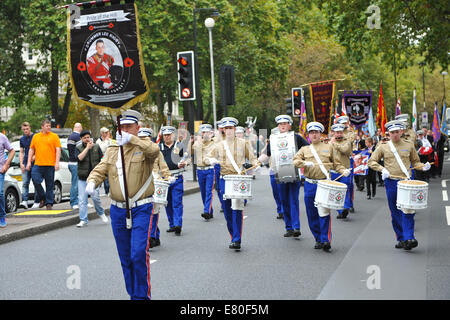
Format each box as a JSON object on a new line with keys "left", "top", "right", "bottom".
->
{"left": 7, "top": 138, "right": 72, "bottom": 205}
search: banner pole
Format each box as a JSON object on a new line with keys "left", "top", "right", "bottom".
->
{"left": 116, "top": 115, "right": 132, "bottom": 229}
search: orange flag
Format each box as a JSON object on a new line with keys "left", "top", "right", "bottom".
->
{"left": 376, "top": 82, "right": 387, "bottom": 134}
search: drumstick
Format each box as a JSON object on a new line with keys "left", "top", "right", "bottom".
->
{"left": 332, "top": 169, "right": 352, "bottom": 181}
{"left": 242, "top": 164, "right": 260, "bottom": 174}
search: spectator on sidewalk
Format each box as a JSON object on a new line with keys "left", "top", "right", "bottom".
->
{"left": 68, "top": 123, "right": 82, "bottom": 209}
{"left": 27, "top": 119, "right": 61, "bottom": 210}
{"left": 19, "top": 122, "right": 37, "bottom": 208}
{"left": 76, "top": 130, "right": 108, "bottom": 227}
{"left": 0, "top": 132, "right": 15, "bottom": 227}
{"left": 96, "top": 127, "right": 112, "bottom": 194}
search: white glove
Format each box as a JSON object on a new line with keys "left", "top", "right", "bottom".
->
{"left": 208, "top": 158, "right": 219, "bottom": 165}
{"left": 85, "top": 181, "right": 96, "bottom": 195}
{"left": 168, "top": 176, "right": 177, "bottom": 184}
{"left": 423, "top": 162, "right": 431, "bottom": 171}
{"left": 305, "top": 161, "right": 315, "bottom": 168}
{"left": 381, "top": 168, "right": 390, "bottom": 180}
{"left": 342, "top": 169, "right": 351, "bottom": 177}
{"left": 116, "top": 131, "right": 132, "bottom": 146}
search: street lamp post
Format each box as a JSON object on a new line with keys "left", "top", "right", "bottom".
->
{"left": 205, "top": 17, "right": 217, "bottom": 129}
{"left": 419, "top": 61, "right": 426, "bottom": 112}
{"left": 193, "top": 8, "right": 219, "bottom": 121}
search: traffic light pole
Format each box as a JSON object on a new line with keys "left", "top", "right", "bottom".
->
{"left": 193, "top": 9, "right": 203, "bottom": 121}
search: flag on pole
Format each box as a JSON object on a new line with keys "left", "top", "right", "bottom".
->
{"left": 376, "top": 82, "right": 387, "bottom": 134}
{"left": 412, "top": 89, "right": 417, "bottom": 132}
{"left": 299, "top": 89, "right": 307, "bottom": 137}
{"left": 368, "top": 106, "right": 376, "bottom": 137}
{"left": 395, "top": 98, "right": 401, "bottom": 117}
{"left": 341, "top": 96, "right": 347, "bottom": 116}
{"left": 334, "top": 98, "right": 339, "bottom": 124}
{"left": 441, "top": 101, "right": 448, "bottom": 136}
{"left": 432, "top": 102, "right": 441, "bottom": 143}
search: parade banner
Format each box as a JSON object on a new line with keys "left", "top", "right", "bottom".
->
{"left": 343, "top": 91, "right": 372, "bottom": 129}
{"left": 352, "top": 149, "right": 370, "bottom": 175}
{"left": 67, "top": 2, "right": 149, "bottom": 114}
{"left": 309, "top": 81, "right": 335, "bottom": 134}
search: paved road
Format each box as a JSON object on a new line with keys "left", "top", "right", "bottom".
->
{"left": 1, "top": 163, "right": 450, "bottom": 300}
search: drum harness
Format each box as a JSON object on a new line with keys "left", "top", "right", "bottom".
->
{"left": 309, "top": 144, "right": 330, "bottom": 181}
{"left": 387, "top": 141, "right": 410, "bottom": 180}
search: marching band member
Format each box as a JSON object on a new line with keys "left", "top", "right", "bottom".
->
{"left": 86, "top": 110, "right": 160, "bottom": 300}
{"left": 337, "top": 116, "right": 356, "bottom": 212}
{"left": 138, "top": 128, "right": 173, "bottom": 249}
{"left": 267, "top": 115, "right": 309, "bottom": 238}
{"left": 330, "top": 123, "right": 353, "bottom": 219}
{"left": 159, "top": 126, "right": 187, "bottom": 236}
{"left": 205, "top": 117, "right": 261, "bottom": 250}
{"left": 193, "top": 124, "right": 216, "bottom": 220}
{"left": 368, "top": 120, "right": 430, "bottom": 250}
{"left": 213, "top": 120, "right": 225, "bottom": 212}
{"left": 293, "top": 122, "right": 350, "bottom": 252}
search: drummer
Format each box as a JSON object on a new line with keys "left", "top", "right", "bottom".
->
{"left": 205, "top": 117, "right": 261, "bottom": 250}
{"left": 193, "top": 124, "right": 216, "bottom": 220}
{"left": 159, "top": 126, "right": 187, "bottom": 236}
{"left": 267, "top": 115, "right": 309, "bottom": 238}
{"left": 368, "top": 120, "right": 431, "bottom": 250}
{"left": 138, "top": 128, "right": 173, "bottom": 249}
{"left": 330, "top": 123, "right": 353, "bottom": 219}
{"left": 293, "top": 122, "right": 350, "bottom": 251}
{"left": 336, "top": 116, "right": 356, "bottom": 213}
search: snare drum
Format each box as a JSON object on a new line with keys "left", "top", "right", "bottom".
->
{"left": 270, "top": 131, "right": 300, "bottom": 183}
{"left": 223, "top": 175, "right": 253, "bottom": 200}
{"left": 314, "top": 180, "right": 348, "bottom": 210}
{"left": 396, "top": 180, "right": 428, "bottom": 210}
{"left": 153, "top": 179, "right": 171, "bottom": 206}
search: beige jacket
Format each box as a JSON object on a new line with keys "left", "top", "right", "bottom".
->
{"left": 368, "top": 139, "right": 425, "bottom": 179}
{"left": 206, "top": 137, "right": 259, "bottom": 175}
{"left": 192, "top": 138, "right": 215, "bottom": 167}
{"left": 87, "top": 136, "right": 160, "bottom": 202}
{"left": 331, "top": 138, "right": 353, "bottom": 168}
{"left": 293, "top": 141, "right": 346, "bottom": 179}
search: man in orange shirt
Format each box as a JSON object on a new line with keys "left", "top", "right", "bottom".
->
{"left": 26, "top": 119, "right": 61, "bottom": 210}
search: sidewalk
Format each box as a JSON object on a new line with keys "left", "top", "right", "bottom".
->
{"left": 0, "top": 173, "right": 200, "bottom": 245}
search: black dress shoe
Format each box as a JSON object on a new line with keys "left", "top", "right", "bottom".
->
{"left": 284, "top": 230, "right": 295, "bottom": 237}
{"left": 174, "top": 226, "right": 182, "bottom": 235}
{"left": 149, "top": 238, "right": 160, "bottom": 248}
{"left": 314, "top": 242, "right": 324, "bottom": 249}
{"left": 293, "top": 229, "right": 301, "bottom": 237}
{"left": 220, "top": 208, "right": 224, "bottom": 213}
{"left": 276, "top": 213, "right": 283, "bottom": 219}
{"left": 367, "top": 195, "right": 371, "bottom": 200}
{"left": 349, "top": 207, "right": 355, "bottom": 213}
{"left": 341, "top": 209, "right": 349, "bottom": 218}
{"left": 322, "top": 242, "right": 331, "bottom": 252}
{"left": 404, "top": 239, "right": 418, "bottom": 250}
{"left": 395, "top": 241, "right": 405, "bottom": 249}
{"left": 201, "top": 213, "right": 208, "bottom": 219}
{"left": 166, "top": 227, "right": 176, "bottom": 232}
{"left": 229, "top": 242, "right": 241, "bottom": 250}
{"left": 208, "top": 213, "right": 214, "bottom": 219}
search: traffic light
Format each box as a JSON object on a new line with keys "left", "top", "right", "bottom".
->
{"left": 220, "top": 65, "right": 235, "bottom": 106}
{"left": 292, "top": 88, "right": 302, "bottom": 117}
{"left": 285, "top": 97, "right": 293, "bottom": 115}
{"left": 177, "top": 51, "right": 196, "bottom": 101}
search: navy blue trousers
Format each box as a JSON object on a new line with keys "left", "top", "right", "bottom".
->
{"left": 197, "top": 168, "right": 215, "bottom": 214}
{"left": 110, "top": 202, "right": 154, "bottom": 300}
{"left": 304, "top": 181, "right": 332, "bottom": 243}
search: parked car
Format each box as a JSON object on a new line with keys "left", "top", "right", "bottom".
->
{"left": 6, "top": 138, "right": 72, "bottom": 205}
{"left": 3, "top": 174, "right": 22, "bottom": 213}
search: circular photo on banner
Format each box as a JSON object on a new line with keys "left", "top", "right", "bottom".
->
{"left": 86, "top": 37, "right": 124, "bottom": 90}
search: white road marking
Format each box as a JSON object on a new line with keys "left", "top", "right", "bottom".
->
{"left": 442, "top": 179, "right": 450, "bottom": 188}
{"left": 150, "top": 260, "right": 157, "bottom": 264}
{"left": 243, "top": 216, "right": 248, "bottom": 220}
{"left": 445, "top": 207, "right": 450, "bottom": 226}
{"left": 443, "top": 190, "right": 448, "bottom": 201}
